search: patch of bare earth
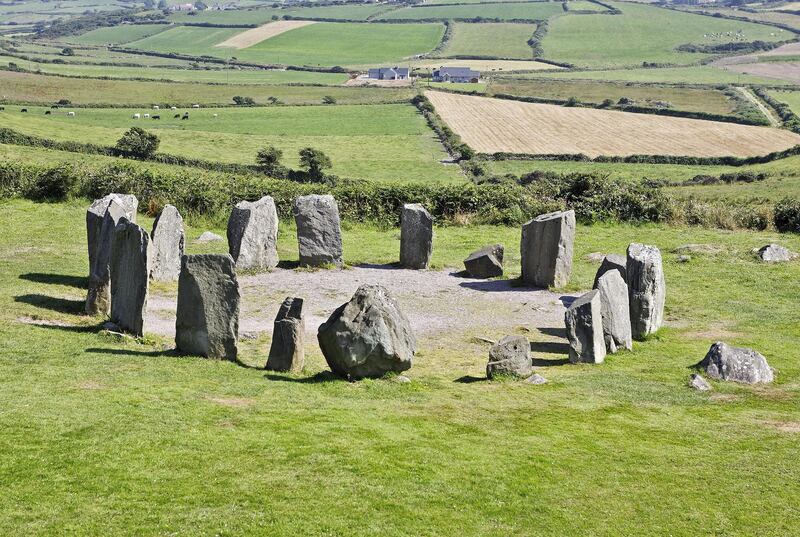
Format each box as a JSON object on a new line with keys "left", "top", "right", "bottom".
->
{"left": 425, "top": 90, "right": 800, "bottom": 158}
{"left": 345, "top": 75, "right": 412, "bottom": 87}
{"left": 214, "top": 20, "right": 317, "bottom": 49}
{"left": 720, "top": 61, "right": 800, "bottom": 85}
{"left": 204, "top": 396, "right": 255, "bottom": 408}
{"left": 77, "top": 381, "right": 104, "bottom": 390}
{"left": 760, "top": 420, "right": 800, "bottom": 433}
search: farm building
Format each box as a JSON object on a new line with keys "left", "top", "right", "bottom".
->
{"left": 433, "top": 67, "right": 480, "bottom": 83}
{"left": 367, "top": 67, "right": 410, "bottom": 80}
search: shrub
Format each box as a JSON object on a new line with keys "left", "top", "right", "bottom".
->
{"left": 255, "top": 146, "right": 286, "bottom": 176}
{"left": 25, "top": 164, "right": 78, "bottom": 201}
{"left": 298, "top": 147, "right": 332, "bottom": 182}
{"left": 232, "top": 95, "right": 256, "bottom": 106}
{"left": 322, "top": 95, "right": 337, "bottom": 105}
{"left": 774, "top": 197, "right": 800, "bottom": 233}
{"left": 115, "top": 128, "right": 160, "bottom": 159}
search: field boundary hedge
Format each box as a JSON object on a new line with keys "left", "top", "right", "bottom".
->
{"left": 753, "top": 87, "right": 800, "bottom": 134}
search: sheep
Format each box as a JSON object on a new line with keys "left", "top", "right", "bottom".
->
{"left": 170, "top": 106, "right": 177, "bottom": 110}
{"left": 133, "top": 113, "right": 141, "bottom": 119}
{"left": 192, "top": 104, "right": 200, "bottom": 109}
{"left": 153, "top": 105, "right": 159, "bottom": 110}
{"left": 67, "top": 111, "right": 75, "bottom": 117}
{"left": 213, "top": 113, "right": 218, "bottom": 118}
{"left": 143, "top": 113, "right": 150, "bottom": 118}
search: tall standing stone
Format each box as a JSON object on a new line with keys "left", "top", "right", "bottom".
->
{"left": 266, "top": 297, "right": 305, "bottom": 372}
{"left": 520, "top": 210, "right": 575, "bottom": 288}
{"left": 110, "top": 219, "right": 150, "bottom": 337}
{"left": 293, "top": 194, "right": 343, "bottom": 267}
{"left": 86, "top": 194, "right": 138, "bottom": 315}
{"left": 564, "top": 290, "right": 606, "bottom": 364}
{"left": 592, "top": 254, "right": 627, "bottom": 289}
{"left": 596, "top": 271, "right": 632, "bottom": 353}
{"left": 399, "top": 203, "right": 433, "bottom": 269}
{"left": 227, "top": 196, "right": 279, "bottom": 270}
{"left": 175, "top": 254, "right": 240, "bottom": 361}
{"left": 150, "top": 204, "right": 185, "bottom": 281}
{"left": 627, "top": 243, "right": 666, "bottom": 339}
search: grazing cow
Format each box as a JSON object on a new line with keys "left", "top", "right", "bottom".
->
{"left": 45, "top": 110, "right": 51, "bottom": 115}
{"left": 181, "top": 115, "right": 189, "bottom": 120}
{"left": 173, "top": 114, "right": 180, "bottom": 118}
{"left": 0, "top": 106, "right": 5, "bottom": 111}
{"left": 143, "top": 113, "right": 150, "bottom": 118}
{"left": 133, "top": 113, "right": 141, "bottom": 119}
{"left": 67, "top": 111, "right": 75, "bottom": 117}
{"left": 20, "top": 108, "right": 27, "bottom": 113}
{"left": 152, "top": 115, "right": 160, "bottom": 120}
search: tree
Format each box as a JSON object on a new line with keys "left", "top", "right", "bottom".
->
{"left": 298, "top": 147, "right": 331, "bottom": 181}
{"left": 57, "top": 99, "right": 71, "bottom": 105}
{"left": 322, "top": 95, "right": 337, "bottom": 105}
{"left": 157, "top": 0, "right": 168, "bottom": 8}
{"left": 115, "top": 127, "right": 160, "bottom": 159}
{"left": 60, "top": 47, "right": 74, "bottom": 56}
{"left": 232, "top": 95, "right": 255, "bottom": 106}
{"left": 256, "top": 146, "right": 284, "bottom": 175}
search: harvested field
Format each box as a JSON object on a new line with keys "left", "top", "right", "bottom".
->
{"left": 425, "top": 91, "right": 800, "bottom": 158}
{"left": 214, "top": 20, "right": 317, "bottom": 49}
{"left": 720, "top": 61, "right": 800, "bottom": 84}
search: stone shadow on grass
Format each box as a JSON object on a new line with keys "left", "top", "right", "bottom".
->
{"left": 457, "top": 278, "right": 529, "bottom": 293}
{"left": 19, "top": 273, "right": 87, "bottom": 288}
{"left": 263, "top": 371, "right": 341, "bottom": 383}
{"left": 530, "top": 326, "right": 570, "bottom": 363}
{"left": 20, "top": 320, "right": 103, "bottom": 333}
{"left": 454, "top": 375, "right": 487, "bottom": 384}
{"left": 85, "top": 347, "right": 179, "bottom": 358}
{"left": 15, "top": 293, "right": 85, "bottom": 314}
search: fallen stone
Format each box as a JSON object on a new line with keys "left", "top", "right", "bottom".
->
{"left": 399, "top": 203, "right": 433, "bottom": 269}
{"left": 227, "top": 196, "right": 279, "bottom": 270}
{"left": 592, "top": 254, "right": 627, "bottom": 289}
{"left": 486, "top": 335, "right": 532, "bottom": 379}
{"left": 464, "top": 244, "right": 504, "bottom": 279}
{"left": 265, "top": 297, "right": 304, "bottom": 372}
{"left": 596, "top": 271, "right": 632, "bottom": 353}
{"left": 565, "top": 290, "right": 606, "bottom": 364}
{"left": 697, "top": 341, "right": 773, "bottom": 384}
{"left": 395, "top": 375, "right": 411, "bottom": 384}
{"left": 175, "top": 254, "right": 240, "bottom": 360}
{"left": 520, "top": 210, "right": 575, "bottom": 288}
{"left": 85, "top": 194, "right": 138, "bottom": 315}
{"left": 688, "top": 373, "right": 712, "bottom": 391}
{"left": 293, "top": 194, "right": 343, "bottom": 267}
{"left": 525, "top": 373, "right": 548, "bottom": 385}
{"left": 196, "top": 231, "right": 223, "bottom": 243}
{"left": 150, "top": 204, "right": 185, "bottom": 281}
{"left": 110, "top": 219, "right": 150, "bottom": 337}
{"left": 756, "top": 243, "right": 795, "bottom": 263}
{"left": 677, "top": 255, "right": 691, "bottom": 263}
{"left": 318, "top": 284, "right": 415, "bottom": 379}
{"left": 627, "top": 243, "right": 666, "bottom": 339}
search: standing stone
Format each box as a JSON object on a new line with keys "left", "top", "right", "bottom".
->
{"left": 399, "top": 203, "right": 433, "bottom": 269}
{"left": 486, "top": 335, "right": 532, "bottom": 379}
{"left": 596, "top": 271, "right": 633, "bottom": 353}
{"left": 318, "top": 284, "right": 415, "bottom": 379}
{"left": 175, "top": 254, "right": 240, "bottom": 360}
{"left": 227, "top": 196, "right": 279, "bottom": 270}
{"left": 592, "top": 254, "right": 627, "bottom": 289}
{"left": 293, "top": 195, "right": 343, "bottom": 267}
{"left": 564, "top": 290, "right": 606, "bottom": 364}
{"left": 627, "top": 243, "right": 666, "bottom": 339}
{"left": 697, "top": 342, "right": 773, "bottom": 384}
{"left": 86, "top": 194, "right": 138, "bottom": 315}
{"left": 266, "top": 297, "right": 305, "bottom": 372}
{"left": 464, "top": 244, "right": 504, "bottom": 278}
{"left": 110, "top": 219, "right": 149, "bottom": 337}
{"left": 520, "top": 210, "right": 575, "bottom": 288}
{"left": 150, "top": 204, "right": 185, "bottom": 281}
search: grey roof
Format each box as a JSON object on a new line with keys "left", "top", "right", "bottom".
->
{"left": 369, "top": 67, "right": 409, "bottom": 78}
{"left": 435, "top": 67, "right": 480, "bottom": 77}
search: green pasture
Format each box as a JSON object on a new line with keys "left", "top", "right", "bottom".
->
{"left": 127, "top": 25, "right": 242, "bottom": 57}
{"left": 517, "top": 65, "right": 798, "bottom": 85}
{"left": 439, "top": 22, "right": 536, "bottom": 59}
{"left": 770, "top": 89, "right": 800, "bottom": 114}
{"left": 379, "top": 1, "right": 565, "bottom": 20}
{"left": 565, "top": 0, "right": 609, "bottom": 11}
{"left": 168, "top": 3, "right": 396, "bottom": 24}
{"left": 67, "top": 23, "right": 170, "bottom": 45}
{"left": 674, "top": 5, "right": 800, "bottom": 32}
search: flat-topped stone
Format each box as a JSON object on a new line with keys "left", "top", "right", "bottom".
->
{"left": 293, "top": 194, "right": 343, "bottom": 267}
{"left": 228, "top": 196, "right": 279, "bottom": 270}
{"left": 464, "top": 244, "right": 504, "bottom": 279}
{"left": 400, "top": 203, "right": 433, "bottom": 269}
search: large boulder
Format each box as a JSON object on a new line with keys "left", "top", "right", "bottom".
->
{"left": 627, "top": 243, "right": 666, "bottom": 339}
{"left": 150, "top": 204, "right": 185, "bottom": 281}
{"left": 318, "top": 284, "right": 415, "bottom": 379}
{"left": 399, "top": 203, "right": 433, "bottom": 269}
{"left": 486, "top": 335, "right": 532, "bottom": 379}
{"left": 464, "top": 244, "right": 504, "bottom": 279}
{"left": 266, "top": 297, "right": 305, "bottom": 372}
{"left": 697, "top": 342, "right": 773, "bottom": 384}
{"left": 110, "top": 219, "right": 150, "bottom": 337}
{"left": 175, "top": 254, "right": 240, "bottom": 361}
{"left": 592, "top": 254, "right": 627, "bottom": 289}
{"left": 228, "top": 196, "right": 279, "bottom": 270}
{"left": 520, "top": 210, "right": 575, "bottom": 288}
{"left": 293, "top": 194, "right": 343, "bottom": 267}
{"left": 596, "top": 271, "right": 632, "bottom": 353}
{"left": 85, "top": 194, "right": 138, "bottom": 315}
{"left": 564, "top": 290, "right": 606, "bottom": 364}
{"left": 756, "top": 244, "right": 795, "bottom": 263}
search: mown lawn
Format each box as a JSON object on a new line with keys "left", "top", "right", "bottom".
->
{"left": 0, "top": 199, "right": 799, "bottom": 535}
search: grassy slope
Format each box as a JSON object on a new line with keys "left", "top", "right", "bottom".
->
{"left": 379, "top": 2, "right": 565, "bottom": 20}
{"left": 0, "top": 199, "right": 799, "bottom": 535}
{"left": 67, "top": 23, "right": 171, "bottom": 45}
{"left": 167, "top": 3, "right": 396, "bottom": 24}
{"left": 0, "top": 105, "right": 462, "bottom": 184}
{"left": 541, "top": 2, "right": 787, "bottom": 68}
{"left": 517, "top": 65, "right": 797, "bottom": 85}
{"left": 440, "top": 22, "right": 536, "bottom": 59}
{"left": 127, "top": 26, "right": 243, "bottom": 57}
{"left": 770, "top": 89, "right": 800, "bottom": 114}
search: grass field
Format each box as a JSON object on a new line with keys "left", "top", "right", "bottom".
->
{"left": 770, "top": 89, "right": 800, "bottom": 114}
{"left": 0, "top": 104, "right": 462, "bottom": 184}
{"left": 67, "top": 23, "right": 170, "bottom": 45}
{"left": 439, "top": 22, "right": 536, "bottom": 59}
{"left": 676, "top": 5, "right": 800, "bottom": 32}
{"left": 127, "top": 26, "right": 243, "bottom": 57}
{"left": 379, "top": 1, "right": 565, "bottom": 20}
{"left": 541, "top": 2, "right": 788, "bottom": 68}
{"left": 1, "top": 199, "right": 799, "bottom": 534}
{"left": 517, "top": 65, "right": 798, "bottom": 85}
{"left": 167, "top": 3, "right": 396, "bottom": 24}
{"left": 426, "top": 90, "right": 800, "bottom": 157}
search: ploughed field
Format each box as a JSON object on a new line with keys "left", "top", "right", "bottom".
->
{"left": 426, "top": 91, "right": 800, "bottom": 158}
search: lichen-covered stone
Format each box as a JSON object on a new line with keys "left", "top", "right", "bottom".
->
{"left": 756, "top": 243, "right": 795, "bottom": 263}
{"left": 627, "top": 243, "right": 666, "bottom": 339}
{"left": 266, "top": 297, "right": 305, "bottom": 372}
{"left": 520, "top": 210, "right": 575, "bottom": 288}
{"left": 110, "top": 219, "right": 149, "bottom": 336}
{"left": 697, "top": 342, "right": 773, "bottom": 384}
{"left": 564, "top": 290, "right": 606, "bottom": 364}
{"left": 150, "top": 204, "right": 184, "bottom": 281}
{"left": 227, "top": 196, "right": 279, "bottom": 270}
{"left": 592, "top": 254, "right": 627, "bottom": 289}
{"left": 486, "top": 335, "right": 532, "bottom": 379}
{"left": 399, "top": 203, "right": 433, "bottom": 269}
{"left": 464, "top": 244, "right": 504, "bottom": 279}
{"left": 293, "top": 194, "right": 343, "bottom": 267}
{"left": 596, "top": 271, "right": 632, "bottom": 353}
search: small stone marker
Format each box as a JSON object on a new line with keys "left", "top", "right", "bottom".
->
{"left": 318, "top": 284, "right": 415, "bottom": 379}
{"left": 399, "top": 203, "right": 433, "bottom": 269}
{"left": 196, "top": 231, "right": 223, "bottom": 243}
{"left": 688, "top": 373, "right": 712, "bottom": 391}
{"left": 756, "top": 243, "right": 794, "bottom": 263}
{"left": 266, "top": 297, "right": 305, "bottom": 372}
{"left": 697, "top": 342, "right": 773, "bottom": 384}
{"left": 175, "top": 254, "right": 240, "bottom": 360}
{"left": 596, "top": 271, "right": 632, "bottom": 353}
{"left": 293, "top": 194, "right": 343, "bottom": 267}
{"left": 627, "top": 243, "right": 666, "bottom": 340}
{"left": 564, "top": 290, "right": 606, "bottom": 364}
{"left": 110, "top": 219, "right": 150, "bottom": 337}
{"left": 520, "top": 210, "right": 575, "bottom": 288}
{"left": 464, "top": 244, "right": 504, "bottom": 278}
{"left": 150, "top": 204, "right": 185, "bottom": 281}
{"left": 227, "top": 196, "right": 279, "bottom": 270}
{"left": 486, "top": 335, "right": 532, "bottom": 379}
{"left": 86, "top": 194, "right": 138, "bottom": 315}
{"left": 592, "top": 254, "right": 627, "bottom": 289}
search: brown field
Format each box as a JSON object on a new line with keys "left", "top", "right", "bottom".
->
{"left": 720, "top": 61, "right": 800, "bottom": 84}
{"left": 214, "top": 20, "right": 317, "bottom": 49}
{"left": 425, "top": 91, "right": 800, "bottom": 158}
